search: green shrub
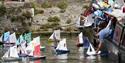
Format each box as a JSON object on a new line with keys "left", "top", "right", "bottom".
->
{"left": 35, "top": 9, "right": 44, "bottom": 15}
{"left": 64, "top": 27, "right": 73, "bottom": 32}
{"left": 50, "top": 22, "right": 59, "bottom": 27}
{"left": 0, "top": 5, "right": 6, "bottom": 17}
{"left": 60, "top": 9, "right": 66, "bottom": 13}
{"left": 11, "top": 16, "right": 17, "bottom": 22}
{"left": 57, "top": 0, "right": 68, "bottom": 10}
{"left": 24, "top": 2, "right": 32, "bottom": 8}
{"left": 48, "top": 16, "right": 60, "bottom": 22}
{"left": 66, "top": 19, "right": 71, "bottom": 24}
{"left": 41, "top": 1, "right": 52, "bottom": 8}
{"left": 22, "top": 11, "right": 32, "bottom": 19}
{"left": 31, "top": 2, "right": 41, "bottom": 9}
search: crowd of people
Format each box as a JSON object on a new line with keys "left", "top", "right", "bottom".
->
{"left": 76, "top": 0, "right": 125, "bottom": 55}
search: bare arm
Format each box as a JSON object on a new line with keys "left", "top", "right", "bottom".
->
{"left": 96, "top": 41, "right": 103, "bottom": 53}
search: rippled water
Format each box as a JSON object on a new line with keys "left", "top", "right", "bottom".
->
{"left": 0, "top": 33, "right": 117, "bottom": 63}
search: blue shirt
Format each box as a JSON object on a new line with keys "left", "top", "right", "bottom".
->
{"left": 98, "top": 28, "right": 112, "bottom": 42}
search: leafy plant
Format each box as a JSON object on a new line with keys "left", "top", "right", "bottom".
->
{"left": 35, "top": 9, "right": 44, "bottom": 15}
{"left": 22, "top": 11, "right": 32, "bottom": 19}
{"left": 11, "top": 16, "right": 17, "bottom": 22}
{"left": 41, "top": 1, "right": 52, "bottom": 8}
{"left": 57, "top": 0, "right": 68, "bottom": 10}
{"left": 66, "top": 18, "right": 72, "bottom": 24}
{"left": 0, "top": 5, "right": 6, "bottom": 17}
{"left": 48, "top": 16, "right": 60, "bottom": 22}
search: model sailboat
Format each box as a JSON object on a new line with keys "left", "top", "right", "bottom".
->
{"left": 86, "top": 43, "right": 96, "bottom": 56}
{"left": 1, "top": 36, "right": 46, "bottom": 61}
{"left": 86, "top": 43, "right": 100, "bottom": 56}
{"left": 48, "top": 30, "right": 61, "bottom": 48}
{"left": 77, "top": 32, "right": 84, "bottom": 47}
{"left": 49, "top": 30, "right": 60, "bottom": 41}
{"left": 56, "top": 38, "right": 69, "bottom": 55}
{"left": 2, "top": 46, "right": 20, "bottom": 61}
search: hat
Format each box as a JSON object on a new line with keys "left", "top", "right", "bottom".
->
{"left": 84, "top": 14, "right": 94, "bottom": 27}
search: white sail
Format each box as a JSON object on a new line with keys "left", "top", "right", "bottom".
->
{"left": 86, "top": 43, "right": 96, "bottom": 56}
{"left": 20, "top": 40, "right": 27, "bottom": 54}
{"left": 9, "top": 46, "right": 19, "bottom": 57}
{"left": 26, "top": 44, "right": 34, "bottom": 56}
{"left": 54, "top": 30, "right": 60, "bottom": 40}
{"left": 33, "top": 36, "right": 40, "bottom": 46}
{"left": 2, "top": 46, "right": 19, "bottom": 58}
{"left": 26, "top": 39, "right": 35, "bottom": 56}
{"left": 9, "top": 32, "right": 17, "bottom": 43}
{"left": 49, "top": 33, "right": 55, "bottom": 40}
{"left": 0, "top": 34, "right": 3, "bottom": 42}
{"left": 56, "top": 38, "right": 68, "bottom": 51}
{"left": 49, "top": 30, "right": 60, "bottom": 40}
{"left": 2, "top": 49, "right": 9, "bottom": 58}
{"left": 26, "top": 36, "right": 41, "bottom": 56}
{"left": 79, "top": 32, "right": 83, "bottom": 44}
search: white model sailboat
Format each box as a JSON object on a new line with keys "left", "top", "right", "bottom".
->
{"left": 77, "top": 32, "right": 84, "bottom": 47}
{"left": 27, "top": 36, "right": 46, "bottom": 59}
{"left": 49, "top": 30, "right": 60, "bottom": 41}
{"left": 86, "top": 43, "right": 96, "bottom": 56}
{"left": 56, "top": 38, "right": 69, "bottom": 55}
{"left": 86, "top": 43, "right": 101, "bottom": 56}
{"left": 48, "top": 30, "right": 61, "bottom": 48}
{"left": 1, "top": 36, "right": 46, "bottom": 61}
{"left": 2, "top": 46, "right": 20, "bottom": 61}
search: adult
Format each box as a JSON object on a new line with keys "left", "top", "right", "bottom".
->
{"left": 96, "top": 17, "right": 114, "bottom": 55}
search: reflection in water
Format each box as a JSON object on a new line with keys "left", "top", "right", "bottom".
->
{"left": 86, "top": 55, "right": 96, "bottom": 60}
{"left": 55, "top": 54, "right": 68, "bottom": 63}
{"left": 56, "top": 54, "right": 68, "bottom": 59}
{"left": 78, "top": 47, "right": 84, "bottom": 59}
{"left": 1, "top": 59, "right": 46, "bottom": 63}
{"left": 1, "top": 61, "right": 19, "bottom": 63}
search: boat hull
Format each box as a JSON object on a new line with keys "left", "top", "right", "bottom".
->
{"left": 56, "top": 50, "right": 70, "bottom": 55}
